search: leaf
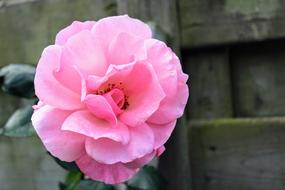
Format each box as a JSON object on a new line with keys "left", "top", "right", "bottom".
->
{"left": 127, "top": 166, "right": 166, "bottom": 190}
{"left": 0, "top": 64, "right": 35, "bottom": 98}
{"left": 60, "top": 171, "right": 83, "bottom": 190}
{"left": 48, "top": 152, "right": 80, "bottom": 172}
{"left": 1, "top": 105, "right": 35, "bottom": 137}
{"left": 76, "top": 180, "right": 115, "bottom": 190}
{"left": 59, "top": 182, "right": 67, "bottom": 190}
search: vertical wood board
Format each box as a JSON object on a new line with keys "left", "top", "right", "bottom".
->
{"left": 183, "top": 48, "right": 233, "bottom": 119}
{"left": 231, "top": 40, "right": 285, "bottom": 117}
{"left": 189, "top": 117, "right": 285, "bottom": 190}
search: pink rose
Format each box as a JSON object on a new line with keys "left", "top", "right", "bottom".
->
{"left": 31, "top": 15, "right": 188, "bottom": 184}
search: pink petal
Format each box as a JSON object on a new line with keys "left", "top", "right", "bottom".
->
{"left": 84, "top": 94, "right": 117, "bottom": 125}
{"left": 103, "top": 88, "right": 125, "bottom": 115}
{"left": 61, "top": 111, "right": 129, "bottom": 144}
{"left": 32, "top": 101, "right": 45, "bottom": 110}
{"left": 156, "top": 146, "right": 166, "bottom": 156}
{"left": 73, "top": 65, "right": 88, "bottom": 101}
{"left": 31, "top": 105, "right": 85, "bottom": 162}
{"left": 34, "top": 45, "right": 82, "bottom": 110}
{"left": 148, "top": 120, "right": 176, "bottom": 149}
{"left": 119, "top": 62, "right": 165, "bottom": 126}
{"left": 76, "top": 153, "right": 138, "bottom": 184}
{"left": 88, "top": 62, "right": 165, "bottom": 126}
{"left": 148, "top": 75, "right": 189, "bottom": 124}
{"left": 87, "top": 63, "right": 134, "bottom": 91}
{"left": 144, "top": 39, "right": 189, "bottom": 124}
{"left": 92, "top": 15, "right": 152, "bottom": 50}
{"left": 125, "top": 150, "right": 156, "bottom": 169}
{"left": 55, "top": 21, "right": 96, "bottom": 45}
{"left": 85, "top": 123, "right": 154, "bottom": 164}
{"left": 107, "top": 32, "right": 146, "bottom": 65}
{"left": 144, "top": 39, "right": 178, "bottom": 98}
{"left": 53, "top": 62, "right": 84, "bottom": 95}
{"left": 61, "top": 30, "right": 107, "bottom": 77}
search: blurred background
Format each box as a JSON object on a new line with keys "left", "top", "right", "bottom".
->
{"left": 1, "top": 0, "right": 285, "bottom": 190}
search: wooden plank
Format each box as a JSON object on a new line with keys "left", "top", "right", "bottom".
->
{"left": 117, "top": 0, "right": 181, "bottom": 52}
{"left": 0, "top": 0, "right": 116, "bottom": 66}
{"left": 231, "top": 40, "right": 285, "bottom": 117}
{"left": 183, "top": 48, "right": 233, "bottom": 119}
{"left": 179, "top": 0, "right": 285, "bottom": 48}
{"left": 0, "top": 136, "right": 66, "bottom": 190}
{"left": 117, "top": 1, "right": 192, "bottom": 190}
{"left": 0, "top": 92, "right": 20, "bottom": 126}
{"left": 189, "top": 117, "right": 285, "bottom": 190}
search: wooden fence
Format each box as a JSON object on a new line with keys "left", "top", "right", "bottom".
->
{"left": 1, "top": 0, "right": 285, "bottom": 190}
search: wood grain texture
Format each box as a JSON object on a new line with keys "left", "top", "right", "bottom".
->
{"left": 179, "top": 0, "right": 285, "bottom": 48}
{"left": 183, "top": 48, "right": 233, "bottom": 119}
{"left": 0, "top": 0, "right": 116, "bottom": 66}
{"left": 189, "top": 117, "right": 285, "bottom": 190}
{"left": 0, "top": 136, "right": 66, "bottom": 190}
{"left": 117, "top": 0, "right": 180, "bottom": 52}
{"left": 0, "top": 92, "right": 21, "bottom": 126}
{"left": 231, "top": 40, "right": 285, "bottom": 117}
{"left": 117, "top": 1, "right": 192, "bottom": 190}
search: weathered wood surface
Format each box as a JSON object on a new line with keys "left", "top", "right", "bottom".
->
{"left": 117, "top": 0, "right": 181, "bottom": 52}
{"left": 183, "top": 48, "right": 233, "bottom": 119}
{"left": 0, "top": 92, "right": 20, "bottom": 126}
{"left": 117, "top": 1, "right": 192, "bottom": 190}
{"left": 179, "top": 0, "right": 285, "bottom": 48}
{"left": 0, "top": 136, "right": 66, "bottom": 190}
{"left": 231, "top": 40, "right": 285, "bottom": 117}
{"left": 189, "top": 117, "right": 285, "bottom": 190}
{"left": 0, "top": 0, "right": 116, "bottom": 66}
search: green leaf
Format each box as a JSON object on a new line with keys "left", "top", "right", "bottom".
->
{"left": 0, "top": 64, "right": 35, "bottom": 98}
{"left": 59, "top": 182, "right": 67, "bottom": 190}
{"left": 1, "top": 105, "right": 35, "bottom": 137}
{"left": 48, "top": 152, "right": 80, "bottom": 172}
{"left": 76, "top": 180, "right": 115, "bottom": 190}
{"left": 60, "top": 171, "right": 83, "bottom": 190}
{"left": 127, "top": 166, "right": 166, "bottom": 190}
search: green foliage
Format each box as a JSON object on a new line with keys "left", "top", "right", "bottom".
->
{"left": 48, "top": 152, "right": 80, "bottom": 172}
{"left": 127, "top": 166, "right": 166, "bottom": 190}
{"left": 76, "top": 180, "right": 115, "bottom": 190}
{"left": 0, "top": 63, "right": 37, "bottom": 137}
{"left": 1, "top": 105, "right": 35, "bottom": 137}
{"left": 60, "top": 171, "right": 83, "bottom": 190}
{"left": 0, "top": 64, "right": 35, "bottom": 98}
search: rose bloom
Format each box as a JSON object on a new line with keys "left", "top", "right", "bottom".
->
{"left": 31, "top": 15, "right": 188, "bottom": 184}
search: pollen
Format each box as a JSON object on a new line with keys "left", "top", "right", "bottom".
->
{"left": 95, "top": 81, "right": 129, "bottom": 110}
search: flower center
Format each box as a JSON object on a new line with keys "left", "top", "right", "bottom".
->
{"left": 95, "top": 82, "right": 129, "bottom": 110}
